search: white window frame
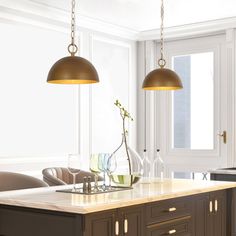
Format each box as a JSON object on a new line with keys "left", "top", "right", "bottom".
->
{"left": 158, "top": 34, "right": 228, "bottom": 171}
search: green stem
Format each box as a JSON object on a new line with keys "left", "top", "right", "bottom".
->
{"left": 123, "top": 117, "right": 132, "bottom": 177}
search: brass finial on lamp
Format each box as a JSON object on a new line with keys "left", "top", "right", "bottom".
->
{"left": 47, "top": 0, "right": 99, "bottom": 84}
{"left": 142, "top": 0, "right": 183, "bottom": 90}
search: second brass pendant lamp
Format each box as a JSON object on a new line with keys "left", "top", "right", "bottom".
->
{"left": 47, "top": 0, "right": 99, "bottom": 84}
{"left": 142, "top": 0, "right": 183, "bottom": 90}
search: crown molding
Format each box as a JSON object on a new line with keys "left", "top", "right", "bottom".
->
{"left": 0, "top": 0, "right": 139, "bottom": 40}
{"left": 138, "top": 17, "right": 236, "bottom": 41}
{"left": 1, "top": 0, "right": 236, "bottom": 41}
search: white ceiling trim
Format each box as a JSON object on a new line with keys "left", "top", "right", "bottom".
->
{"left": 1, "top": 0, "right": 236, "bottom": 41}
{"left": 0, "top": 0, "right": 139, "bottom": 40}
{"left": 139, "top": 17, "right": 236, "bottom": 41}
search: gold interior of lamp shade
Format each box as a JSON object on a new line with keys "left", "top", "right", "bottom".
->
{"left": 142, "top": 68, "right": 183, "bottom": 90}
{"left": 47, "top": 56, "right": 99, "bottom": 84}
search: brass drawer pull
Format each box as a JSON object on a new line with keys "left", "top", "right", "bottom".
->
{"left": 169, "top": 229, "right": 176, "bottom": 234}
{"left": 124, "top": 218, "right": 128, "bottom": 234}
{"left": 209, "top": 201, "right": 213, "bottom": 213}
{"left": 115, "top": 220, "right": 119, "bottom": 236}
{"left": 168, "top": 207, "right": 177, "bottom": 212}
{"left": 215, "top": 199, "right": 218, "bottom": 212}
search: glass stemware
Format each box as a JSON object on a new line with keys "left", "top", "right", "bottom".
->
{"left": 98, "top": 153, "right": 110, "bottom": 191}
{"left": 106, "top": 154, "right": 117, "bottom": 189}
{"left": 68, "top": 154, "right": 81, "bottom": 192}
{"left": 89, "top": 154, "right": 101, "bottom": 192}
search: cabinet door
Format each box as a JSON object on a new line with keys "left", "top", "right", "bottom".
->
{"left": 0, "top": 206, "right": 81, "bottom": 236}
{"left": 229, "top": 188, "right": 236, "bottom": 236}
{"left": 120, "top": 205, "right": 144, "bottom": 236}
{"left": 195, "top": 194, "right": 209, "bottom": 236}
{"left": 194, "top": 190, "right": 226, "bottom": 236}
{"left": 210, "top": 190, "right": 226, "bottom": 236}
{"left": 84, "top": 210, "right": 116, "bottom": 236}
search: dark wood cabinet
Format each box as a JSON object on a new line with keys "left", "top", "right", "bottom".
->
{"left": 146, "top": 216, "right": 192, "bottom": 236}
{"left": 83, "top": 209, "right": 116, "bottom": 236}
{"left": 0, "top": 188, "right": 233, "bottom": 236}
{"left": 194, "top": 190, "right": 226, "bottom": 236}
{"left": 194, "top": 193, "right": 209, "bottom": 236}
{"left": 145, "top": 196, "right": 194, "bottom": 236}
{"left": 145, "top": 190, "right": 227, "bottom": 236}
{"left": 84, "top": 205, "right": 144, "bottom": 236}
{"left": 227, "top": 188, "right": 236, "bottom": 236}
{"left": 208, "top": 190, "right": 226, "bottom": 236}
{"left": 118, "top": 205, "right": 144, "bottom": 236}
{"left": 0, "top": 206, "right": 83, "bottom": 236}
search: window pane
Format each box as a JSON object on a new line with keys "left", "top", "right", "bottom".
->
{"left": 172, "top": 52, "right": 214, "bottom": 150}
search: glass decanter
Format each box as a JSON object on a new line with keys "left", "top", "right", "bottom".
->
{"left": 109, "top": 133, "right": 143, "bottom": 187}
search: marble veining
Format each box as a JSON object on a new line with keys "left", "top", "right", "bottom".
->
{"left": 0, "top": 179, "right": 236, "bottom": 214}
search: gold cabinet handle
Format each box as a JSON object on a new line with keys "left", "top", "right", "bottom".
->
{"left": 215, "top": 199, "right": 218, "bottom": 212}
{"left": 169, "top": 229, "right": 176, "bottom": 234}
{"left": 168, "top": 207, "right": 177, "bottom": 212}
{"left": 209, "top": 201, "right": 213, "bottom": 213}
{"left": 115, "top": 220, "right": 119, "bottom": 236}
{"left": 218, "top": 131, "right": 227, "bottom": 144}
{"left": 124, "top": 218, "right": 128, "bottom": 234}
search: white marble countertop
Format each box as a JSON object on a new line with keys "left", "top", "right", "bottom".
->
{"left": 0, "top": 179, "right": 236, "bottom": 214}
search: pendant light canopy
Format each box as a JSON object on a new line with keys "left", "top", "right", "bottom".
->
{"left": 47, "top": 0, "right": 99, "bottom": 84}
{"left": 142, "top": 0, "right": 182, "bottom": 90}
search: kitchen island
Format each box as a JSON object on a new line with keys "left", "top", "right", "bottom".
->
{"left": 0, "top": 179, "right": 236, "bottom": 236}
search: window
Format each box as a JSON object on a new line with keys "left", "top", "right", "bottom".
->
{"left": 172, "top": 52, "right": 214, "bottom": 150}
{"left": 159, "top": 35, "right": 228, "bottom": 170}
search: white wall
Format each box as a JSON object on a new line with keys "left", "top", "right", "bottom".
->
{"left": 79, "top": 32, "right": 137, "bottom": 170}
{"left": 0, "top": 13, "right": 137, "bottom": 178}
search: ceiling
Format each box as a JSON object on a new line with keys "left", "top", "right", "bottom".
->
{"left": 30, "top": 0, "right": 236, "bottom": 32}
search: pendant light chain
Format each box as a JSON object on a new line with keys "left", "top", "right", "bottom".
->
{"left": 158, "top": 0, "right": 166, "bottom": 68}
{"left": 71, "top": 0, "right": 76, "bottom": 45}
{"left": 142, "top": 0, "right": 183, "bottom": 90}
{"left": 47, "top": 0, "right": 99, "bottom": 84}
{"left": 68, "top": 0, "right": 78, "bottom": 56}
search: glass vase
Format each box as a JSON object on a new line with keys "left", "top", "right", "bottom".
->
{"left": 109, "top": 134, "right": 143, "bottom": 187}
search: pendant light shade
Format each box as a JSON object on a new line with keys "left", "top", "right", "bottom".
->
{"left": 47, "top": 56, "right": 99, "bottom": 84}
{"left": 47, "top": 0, "right": 99, "bottom": 85}
{"left": 142, "top": 0, "right": 182, "bottom": 91}
{"left": 142, "top": 68, "right": 182, "bottom": 90}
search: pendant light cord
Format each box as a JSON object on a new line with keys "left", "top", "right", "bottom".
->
{"left": 68, "top": 0, "right": 78, "bottom": 56}
{"left": 158, "top": 0, "right": 166, "bottom": 68}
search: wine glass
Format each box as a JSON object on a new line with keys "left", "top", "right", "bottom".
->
{"left": 90, "top": 154, "right": 101, "bottom": 192}
{"left": 106, "top": 154, "right": 117, "bottom": 189}
{"left": 98, "top": 153, "right": 110, "bottom": 191}
{"left": 68, "top": 154, "right": 81, "bottom": 192}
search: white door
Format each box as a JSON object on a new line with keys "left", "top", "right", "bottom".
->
{"left": 159, "top": 34, "right": 229, "bottom": 172}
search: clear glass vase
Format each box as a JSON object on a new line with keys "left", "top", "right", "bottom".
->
{"left": 109, "top": 134, "right": 143, "bottom": 187}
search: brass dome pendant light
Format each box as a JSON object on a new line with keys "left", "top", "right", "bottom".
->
{"left": 47, "top": 0, "right": 99, "bottom": 84}
{"left": 142, "top": 0, "right": 182, "bottom": 90}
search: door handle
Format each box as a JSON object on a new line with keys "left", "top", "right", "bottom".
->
{"left": 115, "top": 220, "right": 119, "bottom": 236}
{"left": 218, "top": 131, "right": 227, "bottom": 144}
{"left": 124, "top": 218, "right": 128, "bottom": 234}
{"left": 215, "top": 199, "right": 218, "bottom": 212}
{"left": 209, "top": 201, "right": 213, "bottom": 213}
